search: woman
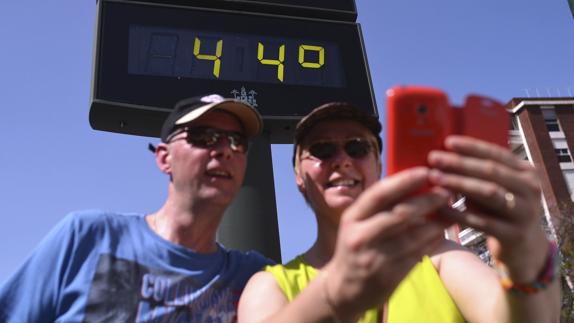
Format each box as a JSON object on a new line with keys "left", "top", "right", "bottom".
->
{"left": 238, "top": 102, "right": 560, "bottom": 322}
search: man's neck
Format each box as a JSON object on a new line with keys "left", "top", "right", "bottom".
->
{"left": 148, "top": 194, "right": 227, "bottom": 253}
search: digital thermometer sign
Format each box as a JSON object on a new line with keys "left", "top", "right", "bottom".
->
{"left": 90, "top": 0, "right": 376, "bottom": 142}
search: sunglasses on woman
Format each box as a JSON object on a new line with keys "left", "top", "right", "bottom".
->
{"left": 302, "top": 138, "right": 374, "bottom": 161}
{"left": 167, "top": 127, "right": 248, "bottom": 153}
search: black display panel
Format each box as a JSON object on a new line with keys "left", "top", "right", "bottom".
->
{"left": 90, "top": 0, "right": 376, "bottom": 142}
{"left": 128, "top": 25, "right": 345, "bottom": 87}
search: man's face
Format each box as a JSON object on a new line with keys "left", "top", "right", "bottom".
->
{"left": 163, "top": 110, "right": 247, "bottom": 207}
{"left": 295, "top": 119, "right": 381, "bottom": 218}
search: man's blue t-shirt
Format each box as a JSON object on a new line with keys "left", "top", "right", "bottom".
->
{"left": 0, "top": 210, "right": 272, "bottom": 322}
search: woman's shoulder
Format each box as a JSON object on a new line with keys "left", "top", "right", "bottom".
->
{"left": 429, "top": 238, "right": 477, "bottom": 271}
{"left": 263, "top": 255, "right": 316, "bottom": 301}
{"left": 265, "top": 255, "right": 310, "bottom": 272}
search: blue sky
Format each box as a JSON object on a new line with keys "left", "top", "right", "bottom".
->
{"left": 1, "top": 0, "right": 573, "bottom": 283}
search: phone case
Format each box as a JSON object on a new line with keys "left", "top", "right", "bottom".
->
{"left": 460, "top": 95, "right": 509, "bottom": 148}
{"left": 386, "top": 86, "right": 452, "bottom": 175}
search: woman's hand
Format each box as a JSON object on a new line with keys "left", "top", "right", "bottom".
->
{"left": 428, "top": 135, "right": 549, "bottom": 283}
{"left": 323, "top": 167, "right": 451, "bottom": 320}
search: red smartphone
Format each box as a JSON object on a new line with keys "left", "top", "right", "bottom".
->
{"left": 386, "top": 86, "right": 452, "bottom": 175}
{"left": 459, "top": 95, "right": 509, "bottom": 148}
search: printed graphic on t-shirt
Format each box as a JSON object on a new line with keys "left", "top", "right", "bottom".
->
{"left": 83, "top": 254, "right": 239, "bottom": 322}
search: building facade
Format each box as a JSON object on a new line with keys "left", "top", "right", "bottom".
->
{"left": 508, "top": 97, "right": 574, "bottom": 231}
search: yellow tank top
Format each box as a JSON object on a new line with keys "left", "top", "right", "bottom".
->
{"left": 265, "top": 255, "right": 465, "bottom": 323}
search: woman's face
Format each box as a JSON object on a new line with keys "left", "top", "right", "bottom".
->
{"left": 295, "top": 119, "right": 382, "bottom": 217}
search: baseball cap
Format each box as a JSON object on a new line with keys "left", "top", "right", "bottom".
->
{"left": 292, "top": 102, "right": 382, "bottom": 166}
{"left": 160, "top": 94, "right": 263, "bottom": 143}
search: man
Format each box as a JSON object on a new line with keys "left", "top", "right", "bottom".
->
{"left": 0, "top": 94, "right": 272, "bottom": 322}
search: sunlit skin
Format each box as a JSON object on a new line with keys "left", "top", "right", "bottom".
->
{"left": 162, "top": 111, "right": 247, "bottom": 208}
{"left": 149, "top": 110, "right": 247, "bottom": 252}
{"left": 295, "top": 119, "right": 382, "bottom": 223}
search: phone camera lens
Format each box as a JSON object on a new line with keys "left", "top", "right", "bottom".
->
{"left": 417, "top": 105, "right": 428, "bottom": 115}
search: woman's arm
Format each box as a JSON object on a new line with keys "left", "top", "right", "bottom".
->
{"left": 434, "top": 240, "right": 559, "bottom": 323}
{"left": 429, "top": 135, "right": 561, "bottom": 323}
{"left": 238, "top": 270, "right": 347, "bottom": 323}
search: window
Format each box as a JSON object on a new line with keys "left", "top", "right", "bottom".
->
{"left": 542, "top": 109, "right": 561, "bottom": 132}
{"left": 546, "top": 120, "right": 560, "bottom": 132}
{"left": 555, "top": 148, "right": 572, "bottom": 163}
{"left": 510, "top": 117, "right": 519, "bottom": 130}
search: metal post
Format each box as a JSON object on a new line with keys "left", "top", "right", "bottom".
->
{"left": 217, "top": 133, "right": 282, "bottom": 263}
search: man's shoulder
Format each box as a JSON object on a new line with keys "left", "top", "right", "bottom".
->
{"left": 58, "top": 210, "right": 144, "bottom": 236}
{"left": 223, "top": 247, "right": 275, "bottom": 269}
{"left": 213, "top": 248, "right": 275, "bottom": 289}
{"left": 65, "top": 209, "right": 141, "bottom": 224}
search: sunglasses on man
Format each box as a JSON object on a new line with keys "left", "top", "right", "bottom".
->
{"left": 165, "top": 127, "right": 249, "bottom": 153}
{"left": 301, "top": 138, "right": 375, "bottom": 161}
